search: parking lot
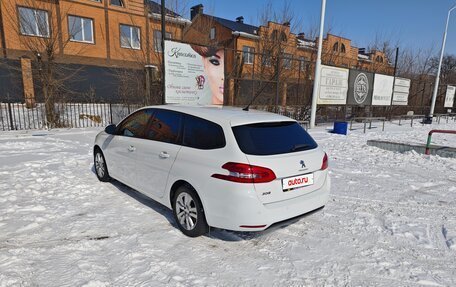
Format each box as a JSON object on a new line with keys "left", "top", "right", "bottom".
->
{"left": 1, "top": 122, "right": 455, "bottom": 286}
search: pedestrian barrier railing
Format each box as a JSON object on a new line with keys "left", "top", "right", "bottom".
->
{"left": 393, "top": 114, "right": 425, "bottom": 127}
{"left": 434, "top": 113, "right": 456, "bottom": 124}
{"left": 349, "top": 117, "right": 386, "bottom": 133}
{"left": 425, "top": 129, "right": 456, "bottom": 155}
{"left": 297, "top": 120, "right": 309, "bottom": 130}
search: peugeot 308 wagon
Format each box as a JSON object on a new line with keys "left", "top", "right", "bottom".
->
{"left": 94, "top": 105, "right": 330, "bottom": 237}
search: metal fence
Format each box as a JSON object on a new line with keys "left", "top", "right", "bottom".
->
{"left": 0, "top": 102, "right": 143, "bottom": 131}
{"left": 0, "top": 102, "right": 313, "bottom": 131}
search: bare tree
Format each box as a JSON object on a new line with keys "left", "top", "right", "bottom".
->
{"left": 112, "top": 0, "right": 190, "bottom": 106}
{"left": 395, "top": 47, "right": 436, "bottom": 79}
{"left": 430, "top": 54, "right": 456, "bottom": 85}
{"left": 368, "top": 32, "right": 401, "bottom": 64}
{"left": 247, "top": 0, "right": 304, "bottom": 106}
{"left": 376, "top": 46, "right": 438, "bottom": 113}
{"left": 1, "top": 0, "right": 88, "bottom": 127}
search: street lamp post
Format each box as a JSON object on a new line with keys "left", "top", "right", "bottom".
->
{"left": 310, "top": 0, "right": 326, "bottom": 129}
{"left": 429, "top": 4, "right": 456, "bottom": 123}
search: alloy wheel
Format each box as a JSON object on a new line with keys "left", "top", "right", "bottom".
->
{"left": 175, "top": 192, "right": 198, "bottom": 231}
{"left": 95, "top": 152, "right": 105, "bottom": 178}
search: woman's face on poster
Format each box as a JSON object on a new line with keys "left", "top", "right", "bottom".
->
{"left": 203, "top": 49, "right": 224, "bottom": 105}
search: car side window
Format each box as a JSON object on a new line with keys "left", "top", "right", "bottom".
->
{"left": 117, "top": 109, "right": 154, "bottom": 138}
{"left": 145, "top": 109, "right": 182, "bottom": 144}
{"left": 183, "top": 115, "right": 226, "bottom": 150}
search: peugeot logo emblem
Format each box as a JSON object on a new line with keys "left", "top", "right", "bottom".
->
{"left": 300, "top": 160, "right": 306, "bottom": 168}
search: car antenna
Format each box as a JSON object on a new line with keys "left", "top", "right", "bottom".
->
{"left": 242, "top": 81, "right": 273, "bottom": 111}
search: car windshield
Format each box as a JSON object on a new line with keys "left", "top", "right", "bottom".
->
{"left": 232, "top": 121, "right": 317, "bottom": 156}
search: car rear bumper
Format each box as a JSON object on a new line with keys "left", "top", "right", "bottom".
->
{"left": 203, "top": 174, "right": 330, "bottom": 232}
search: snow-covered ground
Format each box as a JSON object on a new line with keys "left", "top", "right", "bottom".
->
{"left": 0, "top": 120, "right": 455, "bottom": 286}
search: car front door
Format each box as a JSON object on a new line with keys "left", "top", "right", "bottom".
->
{"left": 104, "top": 109, "right": 154, "bottom": 188}
{"left": 134, "top": 109, "right": 183, "bottom": 199}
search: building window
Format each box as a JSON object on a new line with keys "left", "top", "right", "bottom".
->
{"left": 376, "top": 55, "right": 383, "bottom": 63}
{"left": 120, "top": 24, "right": 140, "bottom": 49}
{"left": 242, "top": 46, "right": 254, "bottom": 64}
{"left": 210, "top": 27, "right": 216, "bottom": 40}
{"left": 110, "top": 0, "right": 124, "bottom": 7}
{"left": 271, "top": 29, "right": 287, "bottom": 42}
{"left": 18, "top": 7, "right": 49, "bottom": 37}
{"left": 333, "top": 42, "right": 339, "bottom": 52}
{"left": 283, "top": 53, "right": 292, "bottom": 69}
{"left": 262, "top": 53, "right": 271, "bottom": 67}
{"left": 153, "top": 30, "right": 172, "bottom": 52}
{"left": 341, "top": 43, "right": 346, "bottom": 53}
{"left": 68, "top": 16, "right": 94, "bottom": 43}
{"left": 299, "top": 56, "right": 309, "bottom": 71}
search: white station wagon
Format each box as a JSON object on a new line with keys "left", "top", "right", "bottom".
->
{"left": 94, "top": 105, "right": 330, "bottom": 237}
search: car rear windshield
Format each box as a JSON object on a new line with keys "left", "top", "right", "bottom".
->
{"left": 232, "top": 121, "right": 318, "bottom": 156}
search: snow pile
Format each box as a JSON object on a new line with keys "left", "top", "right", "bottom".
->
{"left": 0, "top": 121, "right": 455, "bottom": 286}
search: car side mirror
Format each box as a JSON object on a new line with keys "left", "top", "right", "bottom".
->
{"left": 104, "top": 124, "right": 117, "bottom": 135}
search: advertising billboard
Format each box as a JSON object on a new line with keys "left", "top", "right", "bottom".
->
{"left": 347, "top": 70, "right": 374, "bottom": 106}
{"left": 392, "top": 77, "right": 410, "bottom": 106}
{"left": 317, "top": 65, "right": 349, "bottom": 105}
{"left": 372, "top": 74, "right": 394, "bottom": 106}
{"left": 164, "top": 40, "right": 224, "bottom": 105}
{"left": 444, "top": 85, "right": 455, "bottom": 108}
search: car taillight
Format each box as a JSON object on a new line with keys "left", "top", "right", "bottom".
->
{"left": 211, "top": 162, "right": 276, "bottom": 183}
{"left": 321, "top": 153, "right": 328, "bottom": 170}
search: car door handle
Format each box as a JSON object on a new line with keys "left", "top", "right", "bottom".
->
{"left": 159, "top": 151, "right": 170, "bottom": 159}
{"left": 128, "top": 145, "right": 136, "bottom": 152}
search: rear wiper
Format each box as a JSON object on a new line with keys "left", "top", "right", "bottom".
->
{"left": 290, "top": 144, "right": 310, "bottom": 152}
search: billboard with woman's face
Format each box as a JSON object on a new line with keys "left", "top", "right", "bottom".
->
{"left": 164, "top": 40, "right": 224, "bottom": 105}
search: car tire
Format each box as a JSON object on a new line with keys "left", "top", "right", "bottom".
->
{"left": 94, "top": 148, "right": 110, "bottom": 182}
{"left": 172, "top": 185, "right": 209, "bottom": 237}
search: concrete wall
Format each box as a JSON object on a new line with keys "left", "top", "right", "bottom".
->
{"left": 367, "top": 140, "right": 456, "bottom": 158}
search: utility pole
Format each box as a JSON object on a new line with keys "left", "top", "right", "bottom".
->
{"left": 310, "top": 0, "right": 326, "bottom": 129}
{"left": 388, "top": 47, "right": 399, "bottom": 120}
{"left": 161, "top": 0, "right": 166, "bottom": 105}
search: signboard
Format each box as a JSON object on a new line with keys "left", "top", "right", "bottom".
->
{"left": 444, "top": 85, "right": 455, "bottom": 108}
{"left": 317, "top": 65, "right": 349, "bottom": 105}
{"left": 164, "top": 40, "right": 224, "bottom": 105}
{"left": 392, "top": 77, "right": 410, "bottom": 106}
{"left": 347, "top": 70, "right": 374, "bottom": 106}
{"left": 372, "top": 74, "right": 394, "bottom": 106}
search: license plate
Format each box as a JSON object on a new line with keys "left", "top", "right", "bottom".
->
{"left": 282, "top": 173, "right": 314, "bottom": 191}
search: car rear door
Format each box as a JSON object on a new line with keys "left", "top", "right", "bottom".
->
{"left": 134, "top": 109, "right": 183, "bottom": 198}
{"left": 231, "top": 121, "right": 328, "bottom": 204}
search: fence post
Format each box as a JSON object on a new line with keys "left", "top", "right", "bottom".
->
{"left": 109, "top": 103, "right": 113, "bottom": 124}
{"left": 7, "top": 102, "right": 14, "bottom": 130}
{"left": 0, "top": 104, "right": 3, "bottom": 131}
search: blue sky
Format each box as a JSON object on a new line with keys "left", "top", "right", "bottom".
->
{"left": 184, "top": 0, "right": 456, "bottom": 56}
